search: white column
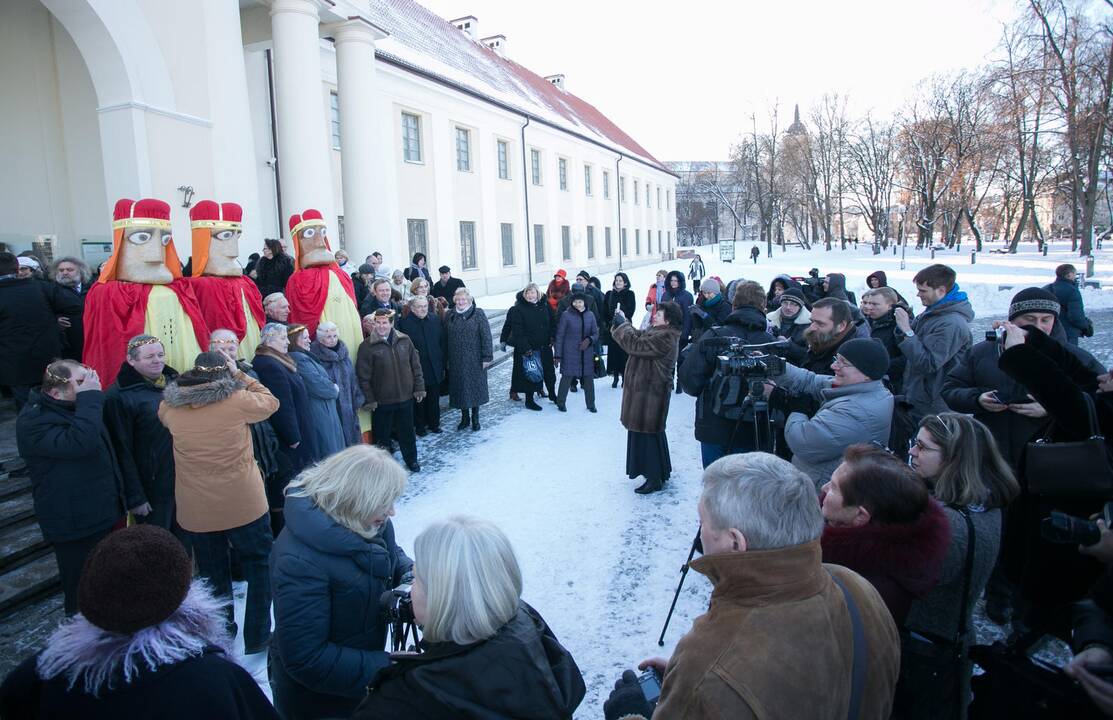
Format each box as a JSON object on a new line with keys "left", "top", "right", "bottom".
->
{"left": 329, "top": 18, "right": 386, "bottom": 262}
{"left": 268, "top": 0, "right": 335, "bottom": 237}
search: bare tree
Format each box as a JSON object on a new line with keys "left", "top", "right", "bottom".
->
{"left": 847, "top": 114, "right": 897, "bottom": 248}
{"left": 896, "top": 77, "right": 960, "bottom": 248}
{"left": 731, "top": 106, "right": 784, "bottom": 257}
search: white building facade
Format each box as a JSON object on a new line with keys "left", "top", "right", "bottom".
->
{"left": 1, "top": 0, "right": 677, "bottom": 294}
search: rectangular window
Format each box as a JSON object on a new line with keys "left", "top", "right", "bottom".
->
{"left": 603, "top": 171, "right": 610, "bottom": 199}
{"left": 497, "top": 140, "right": 509, "bottom": 180}
{"left": 635, "top": 229, "right": 641, "bottom": 254}
{"left": 666, "top": 190, "right": 671, "bottom": 210}
{"left": 455, "top": 127, "right": 471, "bottom": 172}
{"left": 621, "top": 228, "right": 628, "bottom": 255}
{"left": 634, "top": 179, "right": 640, "bottom": 205}
{"left": 657, "top": 187, "right": 662, "bottom": 207}
{"left": 402, "top": 112, "right": 422, "bottom": 163}
{"left": 501, "top": 223, "right": 514, "bottom": 266}
{"left": 329, "top": 92, "right": 341, "bottom": 150}
{"left": 587, "top": 226, "right": 595, "bottom": 259}
{"left": 531, "top": 149, "right": 541, "bottom": 185}
{"left": 559, "top": 158, "right": 568, "bottom": 191}
{"left": 533, "top": 224, "right": 545, "bottom": 263}
{"left": 561, "top": 225, "right": 571, "bottom": 261}
{"left": 658, "top": 230, "right": 662, "bottom": 254}
{"left": 620, "top": 176, "right": 626, "bottom": 203}
{"left": 584, "top": 165, "right": 592, "bottom": 196}
{"left": 605, "top": 227, "right": 613, "bottom": 257}
{"left": 647, "top": 229, "right": 652, "bottom": 254}
{"left": 406, "top": 219, "right": 428, "bottom": 258}
{"left": 646, "top": 183, "right": 651, "bottom": 207}
{"left": 459, "top": 221, "right": 477, "bottom": 270}
{"left": 667, "top": 230, "right": 672, "bottom": 251}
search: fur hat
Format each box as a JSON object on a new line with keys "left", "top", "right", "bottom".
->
{"left": 78, "top": 525, "right": 193, "bottom": 634}
{"left": 1008, "top": 287, "right": 1060, "bottom": 320}
{"left": 836, "top": 338, "right": 890, "bottom": 381}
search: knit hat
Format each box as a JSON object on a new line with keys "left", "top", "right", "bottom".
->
{"left": 779, "top": 286, "right": 809, "bottom": 309}
{"left": 78, "top": 525, "right": 193, "bottom": 633}
{"left": 358, "top": 263, "right": 374, "bottom": 274}
{"left": 576, "top": 270, "right": 591, "bottom": 281}
{"left": 836, "top": 338, "right": 890, "bottom": 381}
{"left": 17, "top": 256, "right": 40, "bottom": 270}
{"left": 700, "top": 278, "right": 722, "bottom": 295}
{"left": 1008, "top": 287, "right": 1060, "bottom": 320}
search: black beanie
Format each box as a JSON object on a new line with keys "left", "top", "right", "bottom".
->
{"left": 836, "top": 338, "right": 890, "bottom": 381}
{"left": 780, "top": 286, "right": 809, "bottom": 310}
{"left": 78, "top": 525, "right": 193, "bottom": 634}
{"left": 576, "top": 270, "right": 591, "bottom": 281}
{"left": 1008, "top": 287, "right": 1060, "bottom": 320}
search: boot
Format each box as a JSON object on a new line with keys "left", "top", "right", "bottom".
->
{"left": 611, "top": 375, "right": 620, "bottom": 388}
{"left": 470, "top": 407, "right": 481, "bottom": 431}
{"left": 570, "top": 379, "right": 579, "bottom": 393}
{"left": 634, "top": 477, "right": 663, "bottom": 494}
{"left": 510, "top": 392, "right": 520, "bottom": 402}
{"left": 587, "top": 404, "right": 597, "bottom": 413}
{"left": 456, "top": 410, "right": 469, "bottom": 431}
{"left": 546, "top": 383, "right": 557, "bottom": 403}
{"left": 524, "top": 393, "right": 543, "bottom": 411}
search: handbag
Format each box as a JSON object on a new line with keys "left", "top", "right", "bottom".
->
{"left": 1025, "top": 393, "right": 1113, "bottom": 500}
{"left": 594, "top": 352, "right": 607, "bottom": 379}
{"left": 520, "top": 352, "right": 543, "bottom": 384}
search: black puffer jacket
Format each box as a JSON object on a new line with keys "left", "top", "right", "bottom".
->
{"left": 353, "top": 603, "right": 585, "bottom": 720}
{"left": 16, "top": 390, "right": 125, "bottom": 542}
{"left": 254, "top": 254, "right": 294, "bottom": 298}
{"left": 868, "top": 310, "right": 907, "bottom": 394}
{"left": 0, "top": 276, "right": 83, "bottom": 386}
{"left": 103, "top": 362, "right": 178, "bottom": 509}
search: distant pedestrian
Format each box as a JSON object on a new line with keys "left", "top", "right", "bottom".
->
{"left": 1049, "top": 263, "right": 1092, "bottom": 345}
{"left": 547, "top": 269, "right": 570, "bottom": 312}
{"left": 443, "top": 288, "right": 493, "bottom": 431}
{"left": 403, "top": 253, "right": 433, "bottom": 284}
{"left": 750, "top": 245, "right": 760, "bottom": 263}
{"left": 554, "top": 294, "right": 599, "bottom": 413}
{"left": 687, "top": 254, "right": 706, "bottom": 293}
{"left": 430, "top": 265, "right": 465, "bottom": 304}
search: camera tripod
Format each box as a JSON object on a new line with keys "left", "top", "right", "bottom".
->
{"left": 387, "top": 616, "right": 421, "bottom": 653}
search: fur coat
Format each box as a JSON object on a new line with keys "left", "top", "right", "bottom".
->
{"left": 610, "top": 320, "right": 680, "bottom": 433}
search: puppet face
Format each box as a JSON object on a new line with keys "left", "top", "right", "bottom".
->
{"left": 203, "top": 228, "right": 243, "bottom": 277}
{"left": 298, "top": 224, "right": 333, "bottom": 268}
{"left": 118, "top": 225, "right": 173, "bottom": 284}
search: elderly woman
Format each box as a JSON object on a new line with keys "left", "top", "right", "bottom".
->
{"left": 443, "top": 288, "right": 493, "bottom": 431}
{"left": 554, "top": 293, "right": 599, "bottom": 413}
{"left": 309, "top": 321, "right": 363, "bottom": 446}
{"left": 898, "top": 413, "right": 1019, "bottom": 719}
{"left": 509, "top": 283, "right": 556, "bottom": 410}
{"left": 389, "top": 270, "right": 408, "bottom": 303}
{"left": 270, "top": 445, "right": 412, "bottom": 720}
{"left": 253, "top": 322, "right": 319, "bottom": 471}
{"left": 404, "top": 277, "right": 429, "bottom": 303}
{"left": 288, "top": 324, "right": 345, "bottom": 459}
{"left": 353, "top": 516, "right": 585, "bottom": 719}
{"left": 611, "top": 301, "right": 683, "bottom": 494}
{"left": 263, "top": 292, "right": 290, "bottom": 325}
{"left": 396, "top": 296, "right": 447, "bottom": 435}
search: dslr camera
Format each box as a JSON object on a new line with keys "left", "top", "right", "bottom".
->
{"left": 1040, "top": 502, "right": 1113, "bottom": 546}
{"left": 702, "top": 337, "right": 786, "bottom": 380}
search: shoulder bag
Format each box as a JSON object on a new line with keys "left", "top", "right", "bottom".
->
{"left": 1025, "top": 392, "right": 1113, "bottom": 500}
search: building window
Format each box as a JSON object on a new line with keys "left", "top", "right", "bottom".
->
{"left": 605, "top": 227, "right": 613, "bottom": 257}
{"left": 459, "top": 221, "right": 477, "bottom": 270}
{"left": 587, "top": 226, "right": 595, "bottom": 259}
{"left": 647, "top": 229, "right": 652, "bottom": 254}
{"left": 559, "top": 158, "right": 568, "bottom": 191}
{"left": 456, "top": 127, "right": 471, "bottom": 172}
{"left": 646, "top": 183, "right": 651, "bottom": 207}
{"left": 666, "top": 190, "right": 671, "bottom": 210}
{"left": 406, "top": 219, "right": 428, "bottom": 257}
{"left": 561, "top": 225, "right": 571, "bottom": 261}
{"left": 603, "top": 171, "right": 610, "bottom": 199}
{"left": 584, "top": 165, "right": 592, "bottom": 196}
{"left": 531, "top": 149, "right": 542, "bottom": 185}
{"left": 329, "top": 92, "right": 341, "bottom": 150}
{"left": 635, "top": 229, "right": 641, "bottom": 254}
{"left": 658, "top": 230, "right": 662, "bottom": 254}
{"left": 501, "top": 223, "right": 514, "bottom": 266}
{"left": 533, "top": 224, "right": 545, "bottom": 263}
{"left": 402, "top": 112, "right": 422, "bottom": 163}
{"left": 497, "top": 140, "right": 509, "bottom": 180}
{"left": 657, "top": 187, "right": 662, "bottom": 207}
{"left": 621, "top": 228, "right": 628, "bottom": 255}
{"left": 634, "top": 179, "right": 640, "bottom": 206}
{"left": 667, "top": 230, "right": 671, "bottom": 251}
{"left": 620, "top": 176, "right": 626, "bottom": 203}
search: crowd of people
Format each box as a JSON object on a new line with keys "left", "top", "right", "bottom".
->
{"left": 2, "top": 240, "right": 1112, "bottom": 718}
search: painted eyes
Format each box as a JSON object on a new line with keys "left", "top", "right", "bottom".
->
{"left": 303, "top": 228, "right": 317, "bottom": 239}
{"left": 128, "top": 231, "right": 153, "bottom": 245}
{"left": 216, "top": 230, "right": 235, "bottom": 241}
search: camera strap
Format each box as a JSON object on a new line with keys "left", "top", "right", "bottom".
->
{"left": 952, "top": 506, "right": 976, "bottom": 645}
{"left": 830, "top": 572, "right": 866, "bottom": 720}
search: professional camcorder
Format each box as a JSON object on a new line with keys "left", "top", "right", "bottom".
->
{"left": 1040, "top": 502, "right": 1113, "bottom": 546}
{"left": 702, "top": 337, "right": 787, "bottom": 380}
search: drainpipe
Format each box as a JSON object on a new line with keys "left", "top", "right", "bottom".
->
{"left": 520, "top": 117, "right": 533, "bottom": 283}
{"left": 616, "top": 155, "right": 623, "bottom": 270}
{"left": 265, "top": 49, "right": 283, "bottom": 230}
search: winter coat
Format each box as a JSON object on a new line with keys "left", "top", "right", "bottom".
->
{"left": 663, "top": 271, "right": 694, "bottom": 343}
{"left": 823, "top": 273, "right": 857, "bottom": 306}
{"left": 254, "top": 254, "right": 294, "bottom": 298}
{"left": 358, "top": 296, "right": 401, "bottom": 321}
{"left": 508, "top": 293, "right": 555, "bottom": 392}
{"left": 444, "top": 305, "right": 493, "bottom": 408}
{"left": 396, "top": 312, "right": 447, "bottom": 386}
{"left": 652, "top": 542, "right": 899, "bottom": 720}
{"left": 430, "top": 276, "right": 465, "bottom": 303}
{"left": 355, "top": 330, "right": 424, "bottom": 408}
{"left": 611, "top": 320, "right": 680, "bottom": 433}
{"left": 687, "top": 258, "right": 706, "bottom": 282}
{"left": 353, "top": 603, "right": 585, "bottom": 720}
{"left": 104, "top": 363, "right": 179, "bottom": 509}
{"left": 601, "top": 286, "right": 636, "bottom": 346}
{"left": 765, "top": 274, "right": 801, "bottom": 309}
{"left": 16, "top": 390, "right": 125, "bottom": 543}
{"left": 403, "top": 265, "right": 433, "bottom": 284}
{"left": 0, "top": 583, "right": 277, "bottom": 720}
{"left": 251, "top": 350, "right": 320, "bottom": 471}
{"left": 897, "top": 289, "right": 974, "bottom": 418}
{"left": 546, "top": 278, "right": 570, "bottom": 311}
{"left": 767, "top": 304, "right": 811, "bottom": 361}
{"left": 775, "top": 364, "right": 894, "bottom": 486}
{"left": 1049, "top": 277, "right": 1090, "bottom": 343}
{"left": 645, "top": 281, "right": 667, "bottom": 311}
{"left": 308, "top": 339, "right": 364, "bottom": 447}
{"left": 690, "top": 293, "right": 731, "bottom": 342}
{"left": 554, "top": 307, "right": 598, "bottom": 379}
{"left": 799, "top": 326, "right": 858, "bottom": 376}
{"left": 55, "top": 283, "right": 88, "bottom": 361}
{"left": 236, "top": 361, "right": 286, "bottom": 485}
{"left": 866, "top": 271, "right": 911, "bottom": 308}
{"left": 0, "top": 276, "right": 83, "bottom": 386}
{"left": 158, "top": 372, "right": 278, "bottom": 533}
{"left": 679, "top": 307, "right": 775, "bottom": 447}
{"left": 820, "top": 500, "right": 951, "bottom": 626}
{"left": 290, "top": 349, "right": 345, "bottom": 459}
{"left": 270, "top": 495, "right": 412, "bottom": 718}
{"left": 867, "top": 310, "right": 907, "bottom": 393}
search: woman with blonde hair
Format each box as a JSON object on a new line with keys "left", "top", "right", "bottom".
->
{"left": 509, "top": 282, "right": 556, "bottom": 410}
{"left": 354, "top": 516, "right": 585, "bottom": 719}
{"left": 269, "top": 445, "right": 412, "bottom": 719}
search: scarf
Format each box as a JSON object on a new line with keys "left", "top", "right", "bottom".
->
{"left": 145, "top": 374, "right": 168, "bottom": 390}
{"left": 254, "top": 343, "right": 297, "bottom": 372}
{"left": 928, "top": 283, "right": 968, "bottom": 310}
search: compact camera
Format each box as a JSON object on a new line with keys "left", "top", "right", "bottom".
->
{"left": 638, "top": 668, "right": 663, "bottom": 703}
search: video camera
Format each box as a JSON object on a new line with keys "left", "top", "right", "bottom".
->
{"left": 701, "top": 337, "right": 787, "bottom": 380}
{"left": 1040, "top": 502, "right": 1113, "bottom": 546}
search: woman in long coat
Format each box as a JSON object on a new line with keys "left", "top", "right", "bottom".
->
{"left": 610, "top": 301, "right": 682, "bottom": 495}
{"left": 443, "top": 288, "right": 493, "bottom": 431}
{"left": 288, "top": 325, "right": 345, "bottom": 459}
{"left": 253, "top": 323, "right": 320, "bottom": 472}
{"left": 309, "top": 321, "right": 364, "bottom": 447}
{"left": 602, "top": 272, "right": 636, "bottom": 388}
{"left": 554, "top": 294, "right": 599, "bottom": 413}
{"left": 510, "top": 284, "right": 556, "bottom": 410}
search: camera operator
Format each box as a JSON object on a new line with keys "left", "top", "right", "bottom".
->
{"left": 354, "top": 516, "right": 585, "bottom": 719}
{"left": 603, "top": 453, "right": 900, "bottom": 720}
{"left": 679, "top": 281, "right": 775, "bottom": 467}
{"left": 269, "top": 445, "right": 412, "bottom": 719}
{"left": 766, "top": 338, "right": 894, "bottom": 488}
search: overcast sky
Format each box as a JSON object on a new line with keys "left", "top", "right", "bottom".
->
{"left": 418, "top": 0, "right": 1023, "bottom": 161}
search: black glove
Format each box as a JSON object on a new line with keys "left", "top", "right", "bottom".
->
{"left": 604, "top": 670, "right": 655, "bottom": 720}
{"left": 786, "top": 392, "right": 819, "bottom": 418}
{"left": 767, "top": 386, "right": 790, "bottom": 413}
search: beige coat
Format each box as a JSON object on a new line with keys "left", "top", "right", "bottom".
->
{"left": 610, "top": 321, "right": 680, "bottom": 433}
{"left": 158, "top": 372, "right": 278, "bottom": 533}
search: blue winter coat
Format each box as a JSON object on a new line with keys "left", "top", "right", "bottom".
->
{"left": 251, "top": 352, "right": 320, "bottom": 471}
{"left": 271, "top": 495, "right": 412, "bottom": 712}
{"left": 396, "top": 312, "right": 447, "bottom": 385}
{"left": 554, "top": 307, "right": 598, "bottom": 378}
{"left": 309, "top": 339, "right": 364, "bottom": 447}
{"left": 1050, "top": 278, "right": 1090, "bottom": 344}
{"left": 291, "top": 348, "right": 345, "bottom": 459}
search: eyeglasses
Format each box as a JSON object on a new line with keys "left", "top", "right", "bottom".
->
{"left": 831, "top": 357, "right": 854, "bottom": 371}
{"left": 909, "top": 438, "right": 941, "bottom": 453}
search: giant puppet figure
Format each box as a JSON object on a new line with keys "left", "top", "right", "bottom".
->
{"left": 184, "top": 200, "right": 265, "bottom": 360}
{"left": 83, "top": 198, "right": 209, "bottom": 386}
{"left": 284, "top": 209, "right": 362, "bottom": 359}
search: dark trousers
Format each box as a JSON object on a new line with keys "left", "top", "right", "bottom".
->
{"left": 374, "top": 400, "right": 417, "bottom": 464}
{"left": 53, "top": 526, "right": 113, "bottom": 615}
{"left": 189, "top": 513, "right": 273, "bottom": 653}
{"left": 414, "top": 382, "right": 441, "bottom": 432}
{"left": 557, "top": 375, "right": 595, "bottom": 408}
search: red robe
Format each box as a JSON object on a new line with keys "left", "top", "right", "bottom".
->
{"left": 286, "top": 265, "right": 357, "bottom": 337}
{"left": 83, "top": 280, "right": 209, "bottom": 386}
{"left": 185, "top": 275, "right": 265, "bottom": 341}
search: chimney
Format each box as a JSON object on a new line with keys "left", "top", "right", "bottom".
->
{"left": 450, "top": 15, "right": 478, "bottom": 40}
{"left": 481, "top": 34, "right": 507, "bottom": 57}
{"left": 544, "top": 74, "right": 566, "bottom": 92}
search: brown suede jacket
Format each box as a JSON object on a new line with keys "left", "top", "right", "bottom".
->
{"left": 355, "top": 329, "right": 425, "bottom": 408}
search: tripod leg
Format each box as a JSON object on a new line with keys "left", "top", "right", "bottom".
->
{"left": 658, "top": 527, "right": 702, "bottom": 646}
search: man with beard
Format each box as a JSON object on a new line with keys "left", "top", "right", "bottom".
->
{"left": 800, "top": 298, "right": 860, "bottom": 376}
{"left": 860, "top": 287, "right": 906, "bottom": 393}
{"left": 51, "top": 257, "right": 91, "bottom": 361}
